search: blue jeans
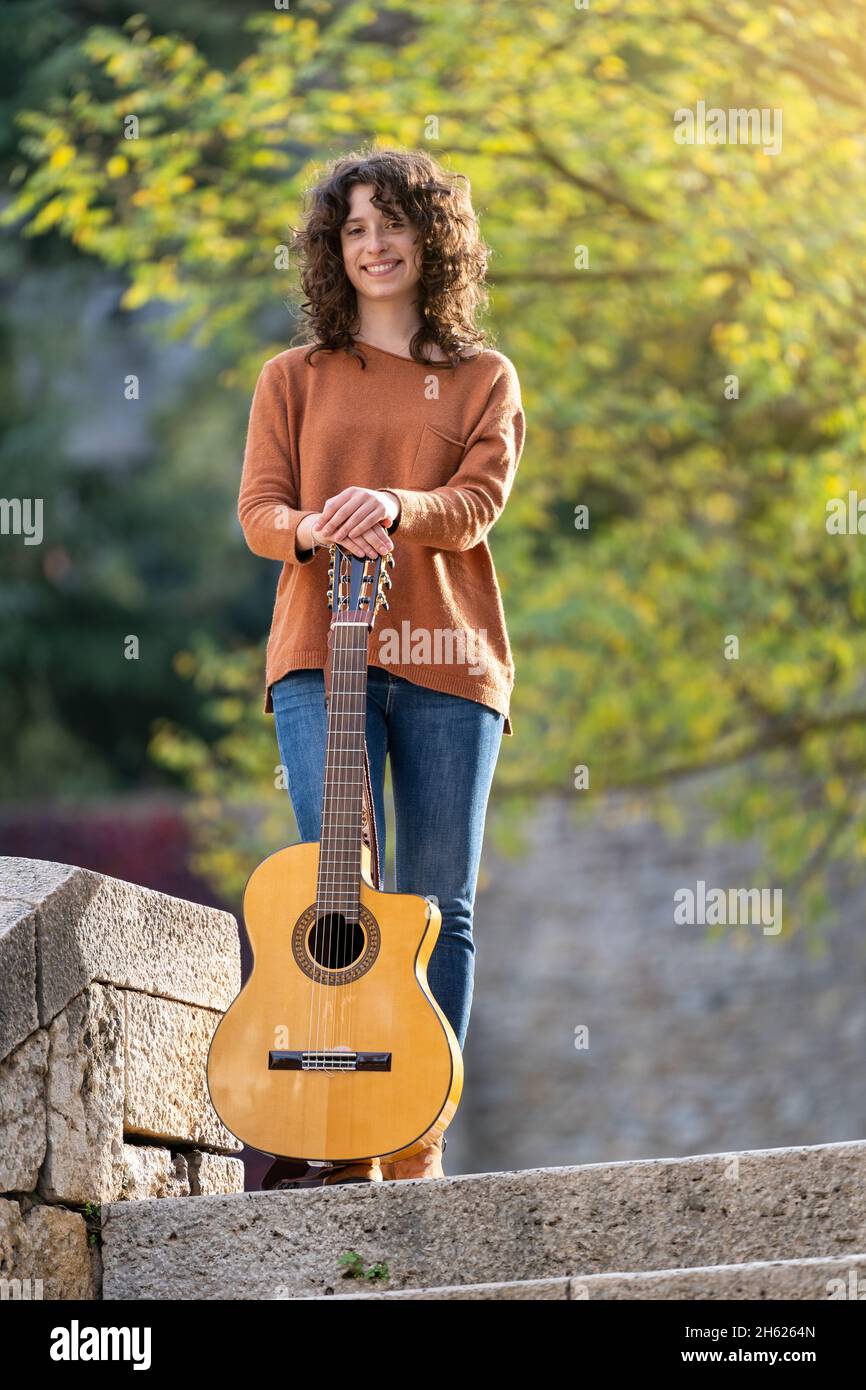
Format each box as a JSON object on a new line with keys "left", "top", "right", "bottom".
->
{"left": 270, "top": 665, "right": 504, "bottom": 1050}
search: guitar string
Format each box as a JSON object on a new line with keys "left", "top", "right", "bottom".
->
{"left": 349, "top": 558, "right": 382, "bottom": 1074}
{"left": 306, "top": 575, "right": 327, "bottom": 1072}
{"left": 318, "top": 549, "right": 347, "bottom": 1070}
{"left": 336, "top": 584, "right": 360, "bottom": 1066}
{"left": 337, "top": 614, "right": 356, "bottom": 1067}
{"left": 340, "top": 620, "right": 353, "bottom": 1071}
{"left": 321, "top": 599, "right": 338, "bottom": 1070}
{"left": 319, "top": 552, "right": 363, "bottom": 1072}
{"left": 348, "top": 591, "right": 375, "bottom": 1073}
{"left": 309, "top": 544, "right": 341, "bottom": 1071}
{"left": 332, "top": 609, "right": 351, "bottom": 1065}
{"left": 352, "top": 568, "right": 376, "bottom": 1067}
{"left": 325, "top": 555, "right": 374, "bottom": 1074}
{"left": 335, "top": 583, "right": 368, "bottom": 1070}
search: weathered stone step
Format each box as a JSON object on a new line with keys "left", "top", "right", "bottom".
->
{"left": 300, "top": 1252, "right": 866, "bottom": 1299}
{"left": 101, "top": 1140, "right": 866, "bottom": 1300}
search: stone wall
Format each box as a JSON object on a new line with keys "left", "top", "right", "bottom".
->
{"left": 0, "top": 857, "right": 243, "bottom": 1298}
{"left": 447, "top": 783, "right": 866, "bottom": 1175}
{"left": 4, "top": 778, "right": 864, "bottom": 1296}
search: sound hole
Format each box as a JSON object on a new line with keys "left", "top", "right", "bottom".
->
{"left": 308, "top": 913, "right": 366, "bottom": 971}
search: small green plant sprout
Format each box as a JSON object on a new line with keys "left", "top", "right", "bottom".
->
{"left": 337, "top": 1250, "right": 390, "bottom": 1283}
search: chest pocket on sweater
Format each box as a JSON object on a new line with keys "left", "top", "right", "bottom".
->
{"left": 411, "top": 422, "right": 466, "bottom": 489}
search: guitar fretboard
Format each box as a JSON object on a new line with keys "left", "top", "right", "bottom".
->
{"left": 316, "top": 620, "right": 370, "bottom": 918}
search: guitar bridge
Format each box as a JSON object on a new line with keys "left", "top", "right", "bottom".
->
{"left": 268, "top": 1050, "right": 391, "bottom": 1072}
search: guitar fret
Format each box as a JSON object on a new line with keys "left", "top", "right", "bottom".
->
{"left": 317, "top": 607, "right": 383, "bottom": 867}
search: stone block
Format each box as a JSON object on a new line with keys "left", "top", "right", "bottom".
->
{"left": 0, "top": 1197, "right": 96, "bottom": 1300}
{"left": 119, "top": 1144, "right": 190, "bottom": 1200}
{"left": 39, "top": 985, "right": 125, "bottom": 1206}
{"left": 0, "top": 900, "right": 38, "bottom": 1061}
{"left": 124, "top": 991, "right": 241, "bottom": 1153}
{"left": 0, "top": 857, "right": 240, "bottom": 1059}
{"left": 0, "top": 1030, "right": 49, "bottom": 1193}
{"left": 101, "top": 1140, "right": 866, "bottom": 1300}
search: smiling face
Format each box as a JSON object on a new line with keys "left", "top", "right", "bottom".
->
{"left": 339, "top": 183, "right": 422, "bottom": 305}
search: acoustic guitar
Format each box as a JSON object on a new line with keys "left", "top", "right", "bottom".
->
{"left": 207, "top": 542, "right": 463, "bottom": 1164}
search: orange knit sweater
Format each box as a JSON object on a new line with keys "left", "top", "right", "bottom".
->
{"left": 238, "top": 339, "right": 526, "bottom": 736}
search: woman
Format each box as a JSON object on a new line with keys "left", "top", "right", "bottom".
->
{"left": 238, "top": 146, "right": 525, "bottom": 1187}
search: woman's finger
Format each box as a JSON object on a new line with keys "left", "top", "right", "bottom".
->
{"left": 317, "top": 488, "right": 356, "bottom": 527}
{"left": 344, "top": 499, "right": 384, "bottom": 538}
{"left": 318, "top": 498, "right": 368, "bottom": 538}
{"left": 363, "top": 523, "right": 393, "bottom": 555}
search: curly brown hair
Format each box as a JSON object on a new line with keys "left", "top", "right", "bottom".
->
{"left": 288, "top": 145, "right": 492, "bottom": 370}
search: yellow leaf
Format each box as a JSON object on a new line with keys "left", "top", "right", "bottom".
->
{"left": 701, "top": 272, "right": 733, "bottom": 297}
{"left": 704, "top": 492, "right": 738, "bottom": 523}
{"left": 31, "top": 197, "right": 64, "bottom": 232}
{"left": 173, "top": 651, "right": 197, "bottom": 678}
{"left": 121, "top": 280, "right": 150, "bottom": 309}
{"left": 49, "top": 145, "right": 76, "bottom": 170}
{"left": 595, "top": 55, "right": 627, "bottom": 80}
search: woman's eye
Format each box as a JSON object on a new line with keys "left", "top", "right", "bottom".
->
{"left": 346, "top": 222, "right": 404, "bottom": 234}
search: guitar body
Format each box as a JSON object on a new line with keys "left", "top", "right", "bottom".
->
{"left": 207, "top": 839, "right": 463, "bottom": 1163}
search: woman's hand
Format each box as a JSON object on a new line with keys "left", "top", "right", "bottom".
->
{"left": 298, "top": 507, "right": 391, "bottom": 559}
{"left": 314, "top": 519, "right": 391, "bottom": 559}
{"left": 316, "top": 488, "right": 398, "bottom": 553}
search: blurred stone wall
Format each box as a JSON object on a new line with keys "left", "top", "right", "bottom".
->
{"left": 447, "top": 782, "right": 866, "bottom": 1176}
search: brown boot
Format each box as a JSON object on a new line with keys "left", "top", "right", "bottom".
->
{"left": 381, "top": 1134, "right": 446, "bottom": 1181}
{"left": 321, "top": 1157, "right": 383, "bottom": 1185}
{"left": 262, "top": 1156, "right": 382, "bottom": 1189}
{"left": 261, "top": 1157, "right": 324, "bottom": 1190}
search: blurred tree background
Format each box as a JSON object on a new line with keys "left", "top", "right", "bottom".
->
{"left": 2, "top": 0, "right": 866, "bottom": 932}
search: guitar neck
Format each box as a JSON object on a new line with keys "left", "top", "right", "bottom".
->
{"left": 317, "top": 620, "right": 371, "bottom": 916}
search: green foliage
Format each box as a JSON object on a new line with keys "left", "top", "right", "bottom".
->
{"left": 0, "top": 262, "right": 265, "bottom": 798}
{"left": 148, "top": 639, "right": 299, "bottom": 901}
{"left": 7, "top": 0, "right": 866, "bottom": 929}
{"left": 0, "top": 0, "right": 270, "bottom": 798}
{"left": 337, "top": 1249, "right": 390, "bottom": 1282}
{"left": 83, "top": 1200, "right": 102, "bottom": 1247}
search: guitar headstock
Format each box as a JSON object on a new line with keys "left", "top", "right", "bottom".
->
{"left": 326, "top": 543, "right": 395, "bottom": 629}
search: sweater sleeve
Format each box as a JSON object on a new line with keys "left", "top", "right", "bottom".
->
{"left": 382, "top": 363, "right": 525, "bottom": 552}
{"left": 237, "top": 358, "right": 318, "bottom": 564}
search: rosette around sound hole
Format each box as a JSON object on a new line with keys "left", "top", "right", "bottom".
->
{"left": 291, "top": 903, "right": 381, "bottom": 986}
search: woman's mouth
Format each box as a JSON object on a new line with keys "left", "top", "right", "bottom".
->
{"left": 362, "top": 260, "right": 401, "bottom": 277}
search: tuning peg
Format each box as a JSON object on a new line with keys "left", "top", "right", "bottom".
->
{"left": 378, "top": 596, "right": 389, "bottom": 611}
